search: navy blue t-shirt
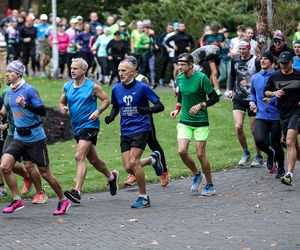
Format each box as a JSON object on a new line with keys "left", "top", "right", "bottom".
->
{"left": 111, "top": 80, "right": 159, "bottom": 136}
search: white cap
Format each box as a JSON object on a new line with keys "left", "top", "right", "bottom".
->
{"left": 96, "top": 25, "right": 103, "bottom": 30}
{"left": 136, "top": 21, "right": 142, "bottom": 28}
{"left": 40, "top": 14, "right": 48, "bottom": 20}
{"left": 119, "top": 21, "right": 126, "bottom": 26}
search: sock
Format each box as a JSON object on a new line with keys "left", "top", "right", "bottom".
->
{"left": 108, "top": 173, "right": 115, "bottom": 181}
{"left": 151, "top": 157, "right": 156, "bottom": 165}
{"left": 139, "top": 194, "right": 148, "bottom": 199}
{"left": 195, "top": 171, "right": 201, "bottom": 176}
{"left": 244, "top": 150, "right": 250, "bottom": 155}
{"left": 287, "top": 172, "right": 293, "bottom": 177}
{"left": 0, "top": 183, "right": 4, "bottom": 187}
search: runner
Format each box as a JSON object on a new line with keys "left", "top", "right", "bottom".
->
{"left": 265, "top": 51, "right": 300, "bottom": 185}
{"left": 105, "top": 59, "right": 164, "bottom": 208}
{"left": 60, "top": 58, "right": 119, "bottom": 204}
{"left": 123, "top": 56, "right": 168, "bottom": 187}
{"left": 227, "top": 38, "right": 263, "bottom": 167}
{"left": 0, "top": 60, "right": 70, "bottom": 215}
{"left": 170, "top": 53, "right": 219, "bottom": 195}
{"left": 249, "top": 51, "right": 285, "bottom": 178}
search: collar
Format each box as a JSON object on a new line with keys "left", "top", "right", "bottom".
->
{"left": 12, "top": 78, "right": 25, "bottom": 91}
{"left": 122, "top": 79, "right": 136, "bottom": 89}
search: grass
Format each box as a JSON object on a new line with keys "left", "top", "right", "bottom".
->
{"left": 0, "top": 76, "right": 257, "bottom": 201}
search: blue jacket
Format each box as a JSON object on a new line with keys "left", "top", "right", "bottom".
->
{"left": 250, "top": 69, "right": 280, "bottom": 120}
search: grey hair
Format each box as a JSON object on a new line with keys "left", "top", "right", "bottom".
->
{"left": 119, "top": 59, "right": 136, "bottom": 70}
{"left": 72, "top": 58, "right": 88, "bottom": 70}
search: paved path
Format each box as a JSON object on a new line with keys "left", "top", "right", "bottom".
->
{"left": 0, "top": 164, "right": 299, "bottom": 250}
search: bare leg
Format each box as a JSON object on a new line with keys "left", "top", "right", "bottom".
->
{"left": 233, "top": 110, "right": 248, "bottom": 151}
{"left": 86, "top": 145, "right": 111, "bottom": 178}
{"left": 286, "top": 129, "right": 299, "bottom": 173}
{"left": 178, "top": 138, "right": 198, "bottom": 174}
{"left": 23, "top": 161, "right": 43, "bottom": 193}
{"left": 0, "top": 153, "right": 20, "bottom": 199}
{"left": 196, "top": 141, "right": 212, "bottom": 183}
{"left": 39, "top": 166, "right": 64, "bottom": 201}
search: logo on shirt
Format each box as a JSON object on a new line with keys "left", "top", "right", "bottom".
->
{"left": 123, "top": 95, "right": 133, "bottom": 106}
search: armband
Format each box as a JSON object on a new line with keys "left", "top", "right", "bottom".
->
{"left": 98, "top": 108, "right": 104, "bottom": 114}
{"left": 175, "top": 104, "right": 181, "bottom": 111}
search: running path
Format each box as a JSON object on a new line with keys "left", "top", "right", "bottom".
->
{"left": 0, "top": 163, "right": 299, "bottom": 250}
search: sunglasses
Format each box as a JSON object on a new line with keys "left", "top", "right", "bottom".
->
{"left": 273, "top": 39, "right": 283, "bottom": 44}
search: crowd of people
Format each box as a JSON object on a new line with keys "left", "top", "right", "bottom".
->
{"left": 0, "top": 8, "right": 299, "bottom": 215}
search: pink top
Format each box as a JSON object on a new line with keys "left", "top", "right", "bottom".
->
{"left": 50, "top": 33, "right": 70, "bottom": 53}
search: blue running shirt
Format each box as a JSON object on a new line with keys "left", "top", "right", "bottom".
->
{"left": 64, "top": 78, "right": 99, "bottom": 136}
{"left": 8, "top": 83, "right": 45, "bottom": 142}
{"left": 111, "top": 81, "right": 159, "bottom": 136}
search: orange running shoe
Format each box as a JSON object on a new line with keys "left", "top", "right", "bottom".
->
{"left": 124, "top": 174, "right": 137, "bottom": 187}
{"left": 21, "top": 178, "right": 32, "bottom": 195}
{"left": 32, "top": 192, "right": 48, "bottom": 204}
{"left": 160, "top": 171, "right": 169, "bottom": 187}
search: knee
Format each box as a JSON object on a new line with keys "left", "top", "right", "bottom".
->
{"left": 197, "top": 152, "right": 206, "bottom": 161}
{"left": 39, "top": 169, "right": 50, "bottom": 179}
{"left": 235, "top": 124, "right": 244, "bottom": 135}
{"left": 124, "top": 165, "right": 132, "bottom": 173}
{"left": 0, "top": 162, "right": 12, "bottom": 174}
{"left": 286, "top": 137, "right": 296, "bottom": 148}
{"left": 75, "top": 152, "right": 85, "bottom": 163}
{"left": 129, "top": 158, "right": 139, "bottom": 171}
{"left": 178, "top": 149, "right": 188, "bottom": 159}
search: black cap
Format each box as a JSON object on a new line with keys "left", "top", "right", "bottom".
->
{"left": 277, "top": 51, "right": 293, "bottom": 64}
{"left": 261, "top": 51, "right": 274, "bottom": 64}
{"left": 114, "top": 30, "right": 121, "bottom": 36}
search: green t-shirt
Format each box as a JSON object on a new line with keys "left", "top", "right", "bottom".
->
{"left": 2, "top": 88, "right": 15, "bottom": 136}
{"left": 176, "top": 70, "right": 214, "bottom": 125}
{"left": 136, "top": 32, "right": 152, "bottom": 58}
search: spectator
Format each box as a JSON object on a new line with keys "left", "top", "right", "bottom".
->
{"left": 292, "top": 22, "right": 300, "bottom": 46}
{"left": 66, "top": 18, "right": 79, "bottom": 78}
{"left": 269, "top": 30, "right": 294, "bottom": 60}
{"left": 230, "top": 25, "right": 245, "bottom": 57}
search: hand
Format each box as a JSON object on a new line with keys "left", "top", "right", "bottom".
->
{"left": 170, "top": 110, "right": 179, "bottom": 119}
{"left": 240, "top": 80, "right": 249, "bottom": 87}
{"left": 0, "top": 123, "right": 8, "bottom": 131}
{"left": 16, "top": 95, "right": 26, "bottom": 107}
{"left": 274, "top": 89, "right": 285, "bottom": 98}
{"left": 137, "top": 106, "right": 150, "bottom": 115}
{"left": 145, "top": 44, "right": 150, "bottom": 49}
{"left": 249, "top": 102, "right": 257, "bottom": 111}
{"left": 108, "top": 56, "right": 113, "bottom": 61}
{"left": 60, "top": 104, "right": 69, "bottom": 114}
{"left": 263, "top": 97, "right": 270, "bottom": 104}
{"left": 23, "top": 37, "right": 31, "bottom": 43}
{"left": 174, "top": 45, "right": 178, "bottom": 51}
{"left": 104, "top": 116, "right": 114, "bottom": 124}
{"left": 88, "top": 110, "right": 100, "bottom": 120}
{"left": 227, "top": 90, "right": 233, "bottom": 98}
{"left": 189, "top": 103, "right": 205, "bottom": 115}
{"left": 185, "top": 46, "right": 191, "bottom": 52}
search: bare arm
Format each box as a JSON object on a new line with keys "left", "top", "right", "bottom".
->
{"left": 89, "top": 84, "right": 110, "bottom": 120}
{"left": 59, "top": 87, "right": 69, "bottom": 114}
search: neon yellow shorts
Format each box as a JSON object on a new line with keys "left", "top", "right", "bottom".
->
{"left": 177, "top": 123, "right": 209, "bottom": 141}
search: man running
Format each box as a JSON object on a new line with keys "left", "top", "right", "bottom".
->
{"left": 60, "top": 58, "right": 119, "bottom": 204}
{"left": 105, "top": 59, "right": 164, "bottom": 208}
{"left": 228, "top": 38, "right": 263, "bottom": 167}
{"left": 265, "top": 51, "right": 300, "bottom": 185}
{"left": 1, "top": 60, "right": 70, "bottom": 215}
{"left": 170, "top": 53, "right": 219, "bottom": 195}
{"left": 249, "top": 51, "right": 285, "bottom": 178}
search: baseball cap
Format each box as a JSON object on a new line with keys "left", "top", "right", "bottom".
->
{"left": 277, "top": 51, "right": 293, "bottom": 64}
{"left": 40, "top": 14, "right": 48, "bottom": 20}
{"left": 76, "top": 16, "right": 83, "bottom": 20}
{"left": 119, "top": 21, "right": 126, "bottom": 27}
{"left": 70, "top": 18, "right": 78, "bottom": 24}
{"left": 96, "top": 25, "right": 103, "bottom": 30}
{"left": 273, "top": 30, "right": 284, "bottom": 40}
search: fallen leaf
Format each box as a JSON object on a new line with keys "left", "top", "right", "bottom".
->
{"left": 151, "top": 240, "right": 159, "bottom": 245}
{"left": 285, "top": 210, "right": 292, "bottom": 213}
{"left": 270, "top": 242, "right": 277, "bottom": 247}
{"left": 254, "top": 204, "right": 260, "bottom": 208}
{"left": 128, "top": 218, "right": 138, "bottom": 223}
{"left": 204, "top": 231, "right": 210, "bottom": 234}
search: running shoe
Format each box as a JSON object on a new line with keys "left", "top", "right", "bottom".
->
{"left": 151, "top": 151, "right": 164, "bottom": 176}
{"left": 268, "top": 166, "right": 278, "bottom": 174}
{"left": 0, "top": 186, "right": 7, "bottom": 196}
{"left": 3, "top": 199, "right": 25, "bottom": 213}
{"left": 53, "top": 199, "right": 71, "bottom": 216}
{"left": 201, "top": 184, "right": 216, "bottom": 196}
{"left": 238, "top": 152, "right": 250, "bottom": 166}
{"left": 21, "top": 178, "right": 32, "bottom": 195}
{"left": 131, "top": 196, "right": 151, "bottom": 208}
{"left": 32, "top": 191, "right": 48, "bottom": 204}
{"left": 251, "top": 155, "right": 264, "bottom": 167}
{"left": 124, "top": 174, "right": 137, "bottom": 187}
{"left": 64, "top": 189, "right": 81, "bottom": 204}
{"left": 108, "top": 170, "right": 119, "bottom": 196}
{"left": 160, "top": 171, "right": 169, "bottom": 187}
{"left": 191, "top": 172, "right": 205, "bottom": 192}
{"left": 266, "top": 148, "right": 276, "bottom": 170}
{"left": 281, "top": 173, "right": 293, "bottom": 186}
{"left": 275, "top": 170, "right": 285, "bottom": 179}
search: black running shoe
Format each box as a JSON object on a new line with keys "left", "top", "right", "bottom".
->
{"left": 64, "top": 189, "right": 81, "bottom": 204}
{"left": 108, "top": 170, "right": 119, "bottom": 196}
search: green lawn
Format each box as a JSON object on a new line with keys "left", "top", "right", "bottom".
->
{"left": 1, "top": 77, "right": 257, "bottom": 200}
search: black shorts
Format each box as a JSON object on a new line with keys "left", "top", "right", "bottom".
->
{"left": 5, "top": 138, "right": 49, "bottom": 167}
{"left": 232, "top": 98, "right": 256, "bottom": 117}
{"left": 280, "top": 114, "right": 300, "bottom": 138}
{"left": 2, "top": 135, "right": 22, "bottom": 162}
{"left": 0, "top": 140, "right": 4, "bottom": 158}
{"left": 120, "top": 131, "right": 150, "bottom": 153}
{"left": 74, "top": 128, "right": 99, "bottom": 145}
